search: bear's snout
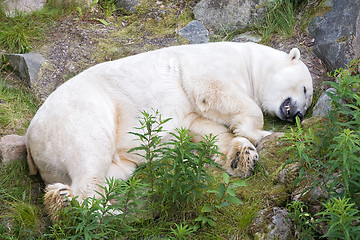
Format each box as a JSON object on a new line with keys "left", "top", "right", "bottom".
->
{"left": 279, "top": 98, "right": 303, "bottom": 122}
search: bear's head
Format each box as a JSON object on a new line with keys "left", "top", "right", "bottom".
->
{"left": 262, "top": 48, "right": 313, "bottom": 122}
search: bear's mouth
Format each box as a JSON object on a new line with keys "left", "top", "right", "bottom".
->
{"left": 279, "top": 98, "right": 303, "bottom": 122}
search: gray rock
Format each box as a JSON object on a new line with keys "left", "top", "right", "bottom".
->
{"left": 0, "top": 135, "right": 27, "bottom": 163}
{"left": 308, "top": 0, "right": 360, "bottom": 71}
{"left": 3, "top": 52, "right": 45, "bottom": 87}
{"left": 3, "top": 0, "right": 46, "bottom": 15}
{"left": 115, "top": 0, "right": 140, "bottom": 13}
{"left": 193, "top": 0, "right": 267, "bottom": 33}
{"left": 312, "top": 88, "right": 336, "bottom": 117}
{"left": 252, "top": 207, "right": 291, "bottom": 240}
{"left": 178, "top": 20, "right": 209, "bottom": 44}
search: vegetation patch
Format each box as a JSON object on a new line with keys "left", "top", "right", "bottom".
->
{"left": 0, "top": 74, "right": 39, "bottom": 136}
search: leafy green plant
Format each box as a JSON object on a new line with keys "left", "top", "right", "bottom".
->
{"left": 196, "top": 172, "right": 246, "bottom": 228}
{"left": 316, "top": 197, "right": 360, "bottom": 240}
{"left": 131, "top": 110, "right": 221, "bottom": 216}
{"left": 280, "top": 118, "right": 326, "bottom": 195}
{"left": 129, "top": 109, "right": 171, "bottom": 193}
{"left": 287, "top": 200, "right": 319, "bottom": 239}
{"left": 169, "top": 223, "right": 196, "bottom": 240}
{"left": 155, "top": 129, "right": 220, "bottom": 210}
{"left": 76, "top": 0, "right": 110, "bottom": 25}
{"left": 324, "top": 61, "right": 360, "bottom": 202}
{"left": 327, "top": 60, "right": 360, "bottom": 132}
{"left": 326, "top": 129, "right": 360, "bottom": 200}
{"left": 46, "top": 177, "right": 148, "bottom": 239}
{"left": 281, "top": 61, "right": 360, "bottom": 239}
{"left": 98, "top": 0, "right": 118, "bottom": 19}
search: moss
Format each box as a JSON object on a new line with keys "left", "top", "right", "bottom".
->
{"left": 336, "top": 36, "right": 348, "bottom": 43}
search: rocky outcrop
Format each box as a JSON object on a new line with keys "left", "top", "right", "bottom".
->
{"left": 308, "top": 0, "right": 360, "bottom": 71}
{"left": 193, "top": 0, "right": 267, "bottom": 33}
{"left": 252, "top": 207, "right": 291, "bottom": 240}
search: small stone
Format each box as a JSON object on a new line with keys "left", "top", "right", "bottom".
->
{"left": 178, "top": 20, "right": 209, "bottom": 44}
{"left": 0, "top": 135, "right": 27, "bottom": 163}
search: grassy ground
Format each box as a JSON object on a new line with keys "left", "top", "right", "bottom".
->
{"left": 0, "top": 74, "right": 39, "bottom": 137}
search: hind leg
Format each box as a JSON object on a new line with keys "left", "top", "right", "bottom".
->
{"left": 43, "top": 151, "right": 140, "bottom": 222}
{"left": 189, "top": 116, "right": 259, "bottom": 178}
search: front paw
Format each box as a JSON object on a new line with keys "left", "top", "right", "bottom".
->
{"left": 223, "top": 137, "right": 259, "bottom": 178}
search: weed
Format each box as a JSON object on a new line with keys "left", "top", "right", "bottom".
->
{"left": 45, "top": 177, "right": 148, "bottom": 239}
{"left": 131, "top": 110, "right": 221, "bottom": 217}
{"left": 169, "top": 223, "right": 196, "bottom": 240}
{"left": 40, "top": 110, "right": 249, "bottom": 238}
{"left": 283, "top": 60, "right": 360, "bottom": 238}
{"left": 316, "top": 197, "right": 360, "bottom": 240}
{"left": 76, "top": 0, "right": 110, "bottom": 25}
{"left": 98, "top": 0, "right": 118, "bottom": 19}
{"left": 287, "top": 200, "right": 319, "bottom": 239}
{"left": 280, "top": 118, "right": 326, "bottom": 195}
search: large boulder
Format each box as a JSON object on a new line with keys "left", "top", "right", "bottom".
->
{"left": 193, "top": 0, "right": 267, "bottom": 33}
{"left": 308, "top": 0, "right": 360, "bottom": 71}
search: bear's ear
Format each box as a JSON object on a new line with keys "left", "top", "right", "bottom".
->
{"left": 288, "top": 48, "right": 300, "bottom": 63}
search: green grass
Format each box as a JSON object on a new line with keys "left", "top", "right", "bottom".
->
{"left": 0, "top": 1, "right": 76, "bottom": 54}
{"left": 0, "top": 160, "right": 45, "bottom": 239}
{"left": 0, "top": 77, "right": 39, "bottom": 136}
{"left": 256, "top": 0, "right": 325, "bottom": 42}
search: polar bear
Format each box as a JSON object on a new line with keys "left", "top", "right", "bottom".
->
{"left": 25, "top": 42, "right": 313, "bottom": 218}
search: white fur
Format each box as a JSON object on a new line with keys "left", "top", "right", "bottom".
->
{"left": 25, "top": 42, "right": 313, "bottom": 213}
